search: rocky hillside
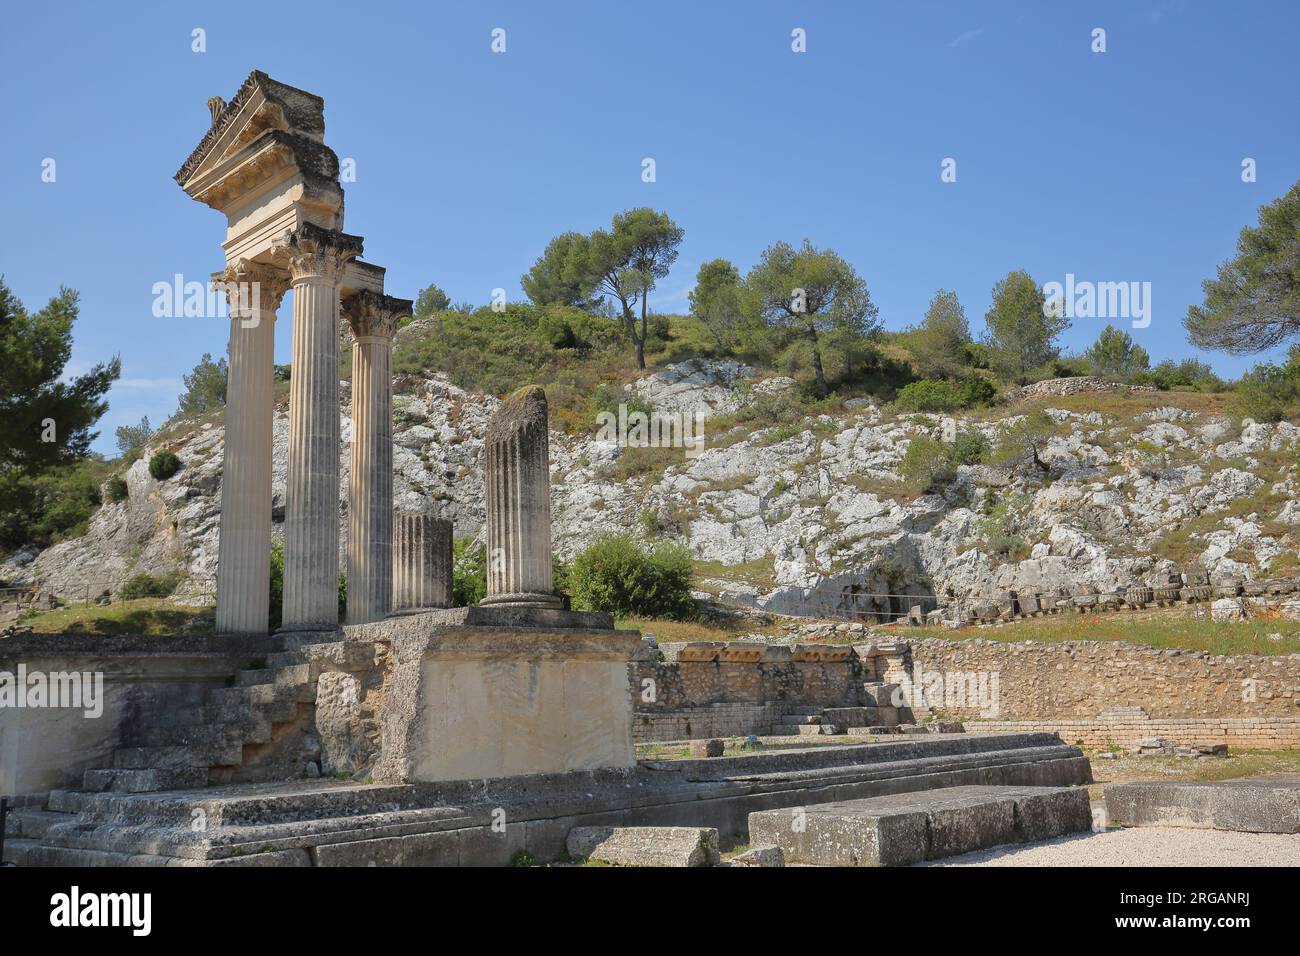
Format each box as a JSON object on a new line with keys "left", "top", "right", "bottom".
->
{"left": 6, "top": 359, "right": 1298, "bottom": 618}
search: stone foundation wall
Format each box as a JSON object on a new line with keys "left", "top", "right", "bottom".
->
{"left": 632, "top": 702, "right": 789, "bottom": 742}
{"left": 1004, "top": 376, "right": 1158, "bottom": 401}
{"left": 908, "top": 637, "right": 1300, "bottom": 720}
{"left": 628, "top": 640, "right": 901, "bottom": 741}
{"left": 970, "top": 717, "right": 1300, "bottom": 751}
{"left": 631, "top": 660, "right": 863, "bottom": 712}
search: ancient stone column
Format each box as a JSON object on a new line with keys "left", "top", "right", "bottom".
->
{"left": 275, "top": 223, "right": 363, "bottom": 630}
{"left": 392, "top": 512, "right": 453, "bottom": 611}
{"left": 343, "top": 291, "right": 411, "bottom": 624}
{"left": 482, "top": 386, "right": 562, "bottom": 607}
{"left": 213, "top": 261, "right": 290, "bottom": 635}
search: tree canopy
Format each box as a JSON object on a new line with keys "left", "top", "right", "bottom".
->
{"left": 984, "top": 270, "right": 1068, "bottom": 384}
{"left": 745, "top": 239, "right": 879, "bottom": 393}
{"left": 909, "top": 289, "right": 972, "bottom": 379}
{"left": 0, "top": 278, "right": 119, "bottom": 474}
{"left": 412, "top": 282, "right": 450, "bottom": 320}
{"left": 176, "top": 352, "right": 228, "bottom": 417}
{"left": 1085, "top": 324, "right": 1149, "bottom": 380}
{"left": 1186, "top": 181, "right": 1300, "bottom": 354}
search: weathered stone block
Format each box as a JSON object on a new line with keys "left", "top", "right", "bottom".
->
{"left": 1105, "top": 777, "right": 1300, "bottom": 833}
{"left": 748, "top": 786, "right": 1090, "bottom": 866}
{"left": 565, "top": 826, "right": 720, "bottom": 867}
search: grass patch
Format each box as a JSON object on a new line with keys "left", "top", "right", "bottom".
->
{"left": 691, "top": 556, "right": 778, "bottom": 592}
{"left": 1086, "top": 749, "right": 1300, "bottom": 801}
{"left": 19, "top": 598, "right": 215, "bottom": 636}
{"left": 904, "top": 607, "right": 1300, "bottom": 656}
{"left": 615, "top": 614, "right": 782, "bottom": 644}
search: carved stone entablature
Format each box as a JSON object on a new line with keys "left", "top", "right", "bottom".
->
{"left": 213, "top": 259, "right": 292, "bottom": 314}
{"left": 343, "top": 290, "right": 413, "bottom": 340}
{"left": 176, "top": 71, "right": 341, "bottom": 221}
{"left": 275, "top": 222, "right": 364, "bottom": 284}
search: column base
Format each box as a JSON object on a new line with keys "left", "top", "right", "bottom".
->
{"left": 480, "top": 591, "right": 564, "bottom": 609}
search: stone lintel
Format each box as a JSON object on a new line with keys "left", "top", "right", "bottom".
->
{"left": 340, "top": 260, "right": 387, "bottom": 298}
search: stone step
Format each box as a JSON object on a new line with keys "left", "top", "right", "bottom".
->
{"left": 46, "top": 790, "right": 92, "bottom": 814}
{"left": 5, "top": 809, "right": 76, "bottom": 839}
{"left": 138, "top": 715, "right": 270, "bottom": 748}
{"left": 821, "top": 707, "right": 881, "bottom": 732}
{"left": 749, "top": 785, "right": 1092, "bottom": 866}
{"left": 204, "top": 696, "right": 301, "bottom": 727}
{"left": 235, "top": 664, "right": 317, "bottom": 701}
{"left": 1, "top": 837, "right": 38, "bottom": 866}
{"left": 861, "top": 683, "right": 900, "bottom": 707}
{"left": 235, "top": 668, "right": 276, "bottom": 687}
{"left": 1105, "top": 777, "right": 1300, "bottom": 833}
{"left": 82, "top": 767, "right": 210, "bottom": 794}
{"left": 113, "top": 742, "right": 244, "bottom": 770}
{"left": 566, "top": 826, "right": 720, "bottom": 867}
{"left": 846, "top": 725, "right": 898, "bottom": 736}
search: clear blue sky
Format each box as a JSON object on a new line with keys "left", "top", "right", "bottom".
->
{"left": 2, "top": 0, "right": 1298, "bottom": 454}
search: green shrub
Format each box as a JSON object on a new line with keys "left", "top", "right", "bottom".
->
{"left": 894, "top": 379, "right": 962, "bottom": 413}
{"left": 900, "top": 435, "right": 957, "bottom": 492}
{"left": 118, "top": 571, "right": 181, "bottom": 600}
{"left": 1228, "top": 349, "right": 1300, "bottom": 423}
{"left": 105, "top": 475, "right": 129, "bottom": 503}
{"left": 452, "top": 538, "right": 487, "bottom": 607}
{"left": 950, "top": 429, "right": 989, "bottom": 465}
{"left": 893, "top": 375, "right": 997, "bottom": 413}
{"left": 148, "top": 451, "right": 182, "bottom": 481}
{"left": 269, "top": 541, "right": 284, "bottom": 629}
{"left": 955, "top": 374, "right": 998, "bottom": 408}
{"left": 977, "top": 494, "right": 1031, "bottom": 559}
{"left": 570, "top": 534, "right": 694, "bottom": 619}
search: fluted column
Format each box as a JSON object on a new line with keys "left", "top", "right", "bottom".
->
{"left": 482, "top": 385, "right": 562, "bottom": 607}
{"left": 393, "top": 512, "right": 453, "bottom": 611}
{"left": 275, "top": 223, "right": 362, "bottom": 630}
{"left": 213, "top": 261, "right": 289, "bottom": 635}
{"left": 343, "top": 291, "right": 411, "bottom": 624}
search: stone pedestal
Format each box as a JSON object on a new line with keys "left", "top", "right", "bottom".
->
{"left": 213, "top": 262, "right": 289, "bottom": 635}
{"left": 276, "top": 223, "right": 362, "bottom": 630}
{"left": 482, "top": 386, "right": 561, "bottom": 608}
{"left": 393, "top": 512, "right": 453, "bottom": 611}
{"left": 357, "top": 607, "right": 641, "bottom": 783}
{"left": 343, "top": 291, "right": 410, "bottom": 624}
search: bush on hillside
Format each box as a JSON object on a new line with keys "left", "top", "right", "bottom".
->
{"left": 105, "top": 475, "right": 129, "bottom": 503}
{"left": 570, "top": 534, "right": 694, "bottom": 619}
{"left": 1228, "top": 348, "right": 1300, "bottom": 423}
{"left": 893, "top": 375, "right": 997, "bottom": 413}
{"left": 118, "top": 571, "right": 182, "bottom": 600}
{"left": 452, "top": 538, "right": 487, "bottom": 607}
{"left": 149, "top": 452, "right": 182, "bottom": 481}
{"left": 900, "top": 435, "right": 957, "bottom": 492}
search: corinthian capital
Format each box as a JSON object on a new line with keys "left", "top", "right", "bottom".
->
{"left": 343, "top": 290, "right": 413, "bottom": 340}
{"left": 213, "top": 259, "right": 291, "bottom": 314}
{"left": 274, "top": 222, "right": 364, "bottom": 284}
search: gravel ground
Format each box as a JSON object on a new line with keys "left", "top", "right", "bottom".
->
{"left": 921, "top": 827, "right": 1300, "bottom": 867}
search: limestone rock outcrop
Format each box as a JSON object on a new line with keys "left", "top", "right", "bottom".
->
{"left": 7, "top": 361, "right": 1300, "bottom": 618}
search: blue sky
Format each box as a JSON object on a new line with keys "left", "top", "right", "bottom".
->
{"left": 2, "top": 0, "right": 1298, "bottom": 455}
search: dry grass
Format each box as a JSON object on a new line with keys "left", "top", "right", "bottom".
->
{"left": 902, "top": 606, "right": 1300, "bottom": 656}
{"left": 1086, "top": 749, "right": 1300, "bottom": 801}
